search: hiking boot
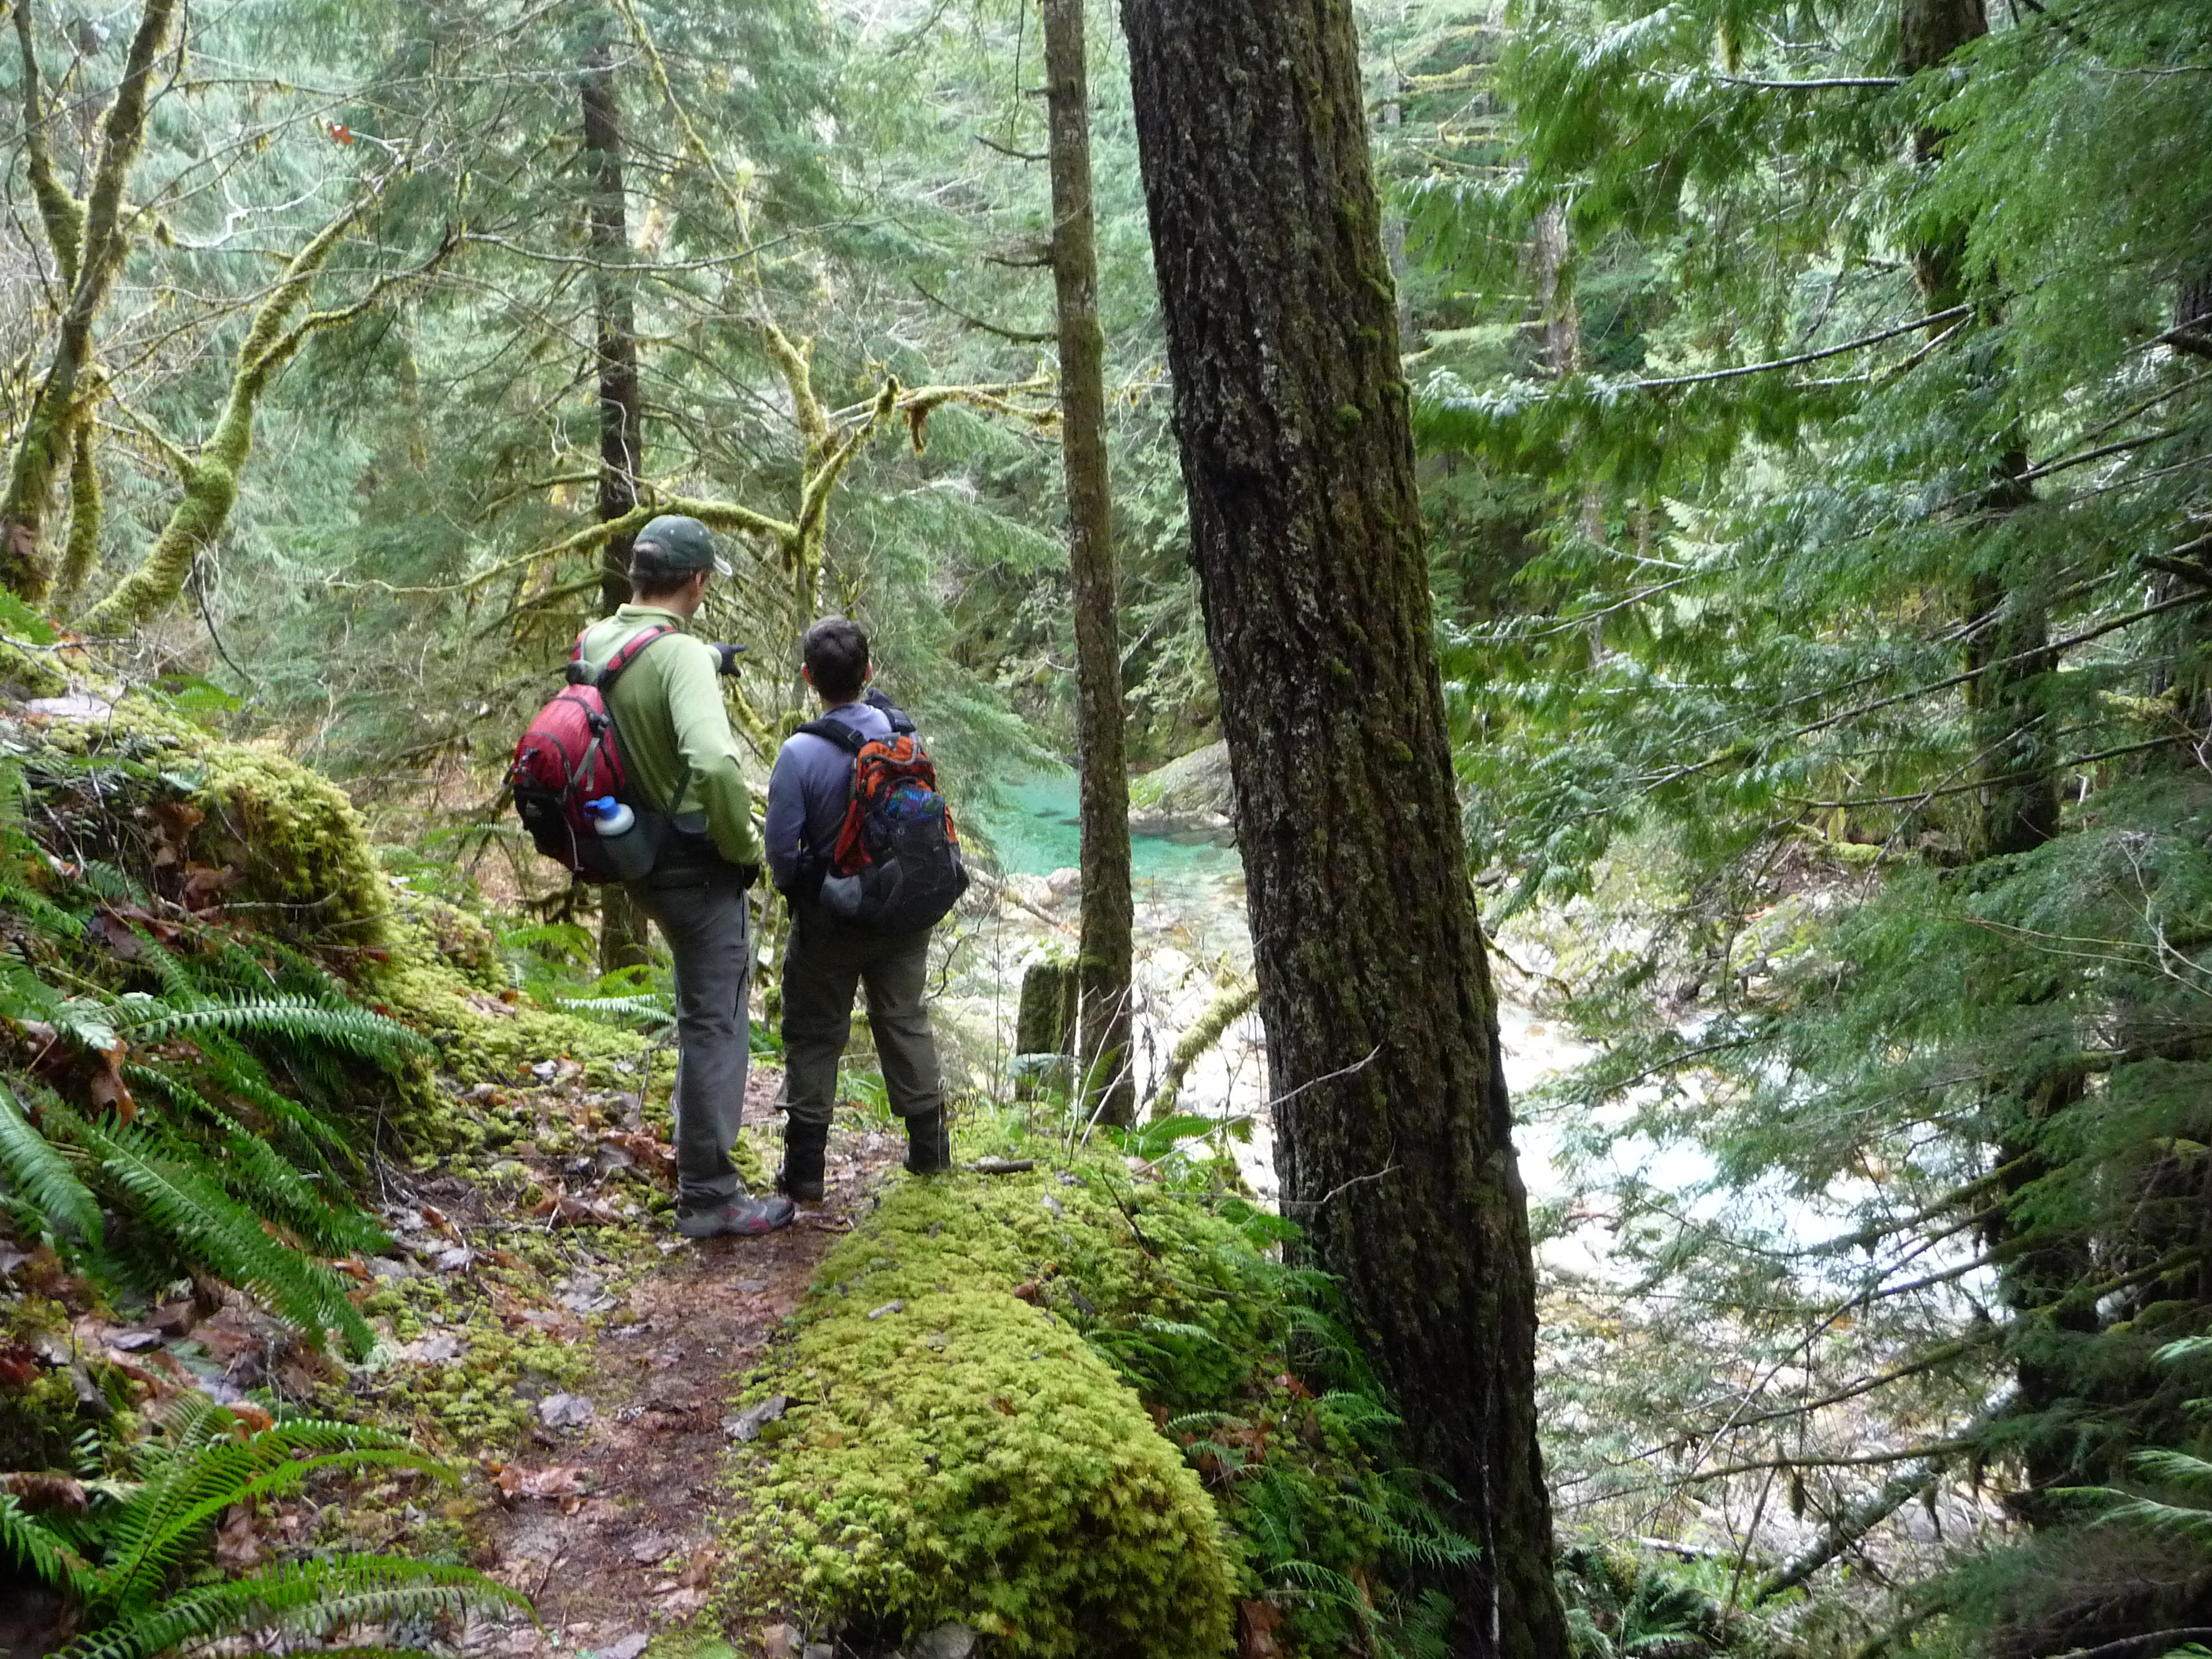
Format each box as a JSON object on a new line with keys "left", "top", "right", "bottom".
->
{"left": 777, "top": 1117, "right": 830, "bottom": 1203}
{"left": 903, "top": 1107, "right": 952, "bottom": 1175}
{"left": 673, "top": 1194, "right": 795, "bottom": 1239}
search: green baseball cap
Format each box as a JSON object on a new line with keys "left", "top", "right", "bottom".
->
{"left": 631, "top": 514, "right": 732, "bottom": 579}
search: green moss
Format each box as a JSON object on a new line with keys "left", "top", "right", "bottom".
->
{"left": 731, "top": 1170, "right": 1244, "bottom": 1657}
{"left": 189, "top": 742, "right": 392, "bottom": 949}
{"left": 0, "top": 636, "right": 69, "bottom": 697}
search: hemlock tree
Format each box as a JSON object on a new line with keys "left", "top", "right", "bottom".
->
{"left": 1042, "top": 0, "right": 1135, "bottom": 1128}
{"left": 1119, "top": 2, "right": 1567, "bottom": 1652}
{"left": 582, "top": 33, "right": 652, "bottom": 976}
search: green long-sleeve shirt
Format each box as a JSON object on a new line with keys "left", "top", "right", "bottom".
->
{"left": 576, "top": 605, "right": 763, "bottom": 868}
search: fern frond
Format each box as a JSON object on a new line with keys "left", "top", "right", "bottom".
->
{"left": 554, "top": 993, "right": 674, "bottom": 1028}
{"left": 2132, "top": 1448, "right": 2212, "bottom": 1491}
{"left": 63, "top": 1111, "right": 376, "bottom": 1357}
{"left": 0, "top": 1491, "right": 91, "bottom": 1591}
{"left": 123, "top": 1071, "right": 383, "bottom": 1256}
{"left": 0, "top": 1083, "right": 103, "bottom": 1244}
{"left": 61, "top": 1555, "right": 526, "bottom": 1659}
{"left": 94, "top": 1408, "right": 439, "bottom": 1606}
{"left": 114, "top": 994, "right": 426, "bottom": 1061}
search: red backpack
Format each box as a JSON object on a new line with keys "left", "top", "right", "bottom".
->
{"left": 509, "top": 624, "right": 675, "bottom": 882}
{"left": 798, "top": 696, "right": 970, "bottom": 930}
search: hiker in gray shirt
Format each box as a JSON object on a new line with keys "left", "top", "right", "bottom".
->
{"left": 764, "top": 617, "right": 952, "bottom": 1200}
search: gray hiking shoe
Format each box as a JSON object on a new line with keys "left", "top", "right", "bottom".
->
{"left": 673, "top": 1195, "right": 796, "bottom": 1238}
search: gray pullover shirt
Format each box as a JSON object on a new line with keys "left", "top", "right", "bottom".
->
{"left": 764, "top": 700, "right": 894, "bottom": 892}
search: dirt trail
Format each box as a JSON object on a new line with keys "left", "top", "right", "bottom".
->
{"left": 469, "top": 1086, "right": 899, "bottom": 1659}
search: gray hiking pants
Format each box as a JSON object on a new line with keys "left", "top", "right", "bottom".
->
{"left": 777, "top": 896, "right": 943, "bottom": 1129}
{"left": 629, "top": 871, "right": 752, "bottom": 1208}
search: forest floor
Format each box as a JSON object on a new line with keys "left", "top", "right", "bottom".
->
{"left": 444, "top": 1066, "right": 906, "bottom": 1659}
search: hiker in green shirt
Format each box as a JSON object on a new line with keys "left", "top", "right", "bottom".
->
{"left": 574, "top": 515, "right": 793, "bottom": 1239}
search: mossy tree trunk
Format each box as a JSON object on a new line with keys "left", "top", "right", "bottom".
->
{"left": 1118, "top": 3, "right": 1567, "bottom": 1653}
{"left": 584, "top": 41, "right": 652, "bottom": 976}
{"left": 1043, "top": 0, "right": 1134, "bottom": 1128}
{"left": 1, "top": 0, "right": 175, "bottom": 604}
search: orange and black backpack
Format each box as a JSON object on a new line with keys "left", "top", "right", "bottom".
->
{"left": 796, "top": 692, "right": 968, "bottom": 931}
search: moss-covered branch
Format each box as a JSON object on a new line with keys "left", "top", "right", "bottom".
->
{"left": 78, "top": 204, "right": 455, "bottom": 635}
{"left": 0, "top": 0, "right": 177, "bottom": 602}
{"left": 55, "top": 415, "right": 102, "bottom": 606}
{"left": 13, "top": 1, "right": 86, "bottom": 287}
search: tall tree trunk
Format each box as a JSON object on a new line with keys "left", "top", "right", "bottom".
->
{"left": 1043, "top": 0, "right": 1134, "bottom": 1128}
{"left": 585, "top": 42, "right": 653, "bottom": 977}
{"left": 1, "top": 0, "right": 176, "bottom": 603}
{"left": 1118, "top": 4, "right": 1565, "bottom": 1653}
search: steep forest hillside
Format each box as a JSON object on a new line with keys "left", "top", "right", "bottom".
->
{"left": 2, "top": 1, "right": 2209, "bottom": 1658}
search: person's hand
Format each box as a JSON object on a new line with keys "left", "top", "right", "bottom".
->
{"left": 710, "top": 642, "right": 746, "bottom": 675}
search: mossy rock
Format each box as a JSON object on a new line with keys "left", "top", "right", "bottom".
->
{"left": 734, "top": 1172, "right": 1241, "bottom": 1658}
{"left": 1128, "top": 741, "right": 1234, "bottom": 840}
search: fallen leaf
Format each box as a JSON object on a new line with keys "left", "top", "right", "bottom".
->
{"left": 1238, "top": 1598, "right": 1285, "bottom": 1659}
{"left": 212, "top": 1503, "right": 259, "bottom": 1570}
{"left": 0, "top": 1344, "right": 41, "bottom": 1389}
{"left": 510, "top": 1465, "right": 593, "bottom": 1501}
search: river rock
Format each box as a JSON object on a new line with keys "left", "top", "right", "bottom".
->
{"left": 1129, "top": 740, "right": 1236, "bottom": 840}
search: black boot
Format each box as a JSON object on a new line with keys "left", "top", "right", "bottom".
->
{"left": 777, "top": 1116, "right": 829, "bottom": 1202}
{"left": 904, "top": 1107, "right": 951, "bottom": 1175}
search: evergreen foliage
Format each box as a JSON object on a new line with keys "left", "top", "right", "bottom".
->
{"left": 1393, "top": 0, "right": 2212, "bottom": 1642}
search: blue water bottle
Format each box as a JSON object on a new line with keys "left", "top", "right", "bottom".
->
{"left": 585, "top": 796, "right": 655, "bottom": 882}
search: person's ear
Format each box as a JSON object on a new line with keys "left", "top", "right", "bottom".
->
{"left": 801, "top": 663, "right": 815, "bottom": 686}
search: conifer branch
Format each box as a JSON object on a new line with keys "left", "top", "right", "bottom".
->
{"left": 1711, "top": 73, "right": 1904, "bottom": 90}
{"left": 1632, "top": 306, "right": 1970, "bottom": 391}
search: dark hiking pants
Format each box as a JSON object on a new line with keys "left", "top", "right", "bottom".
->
{"left": 777, "top": 896, "right": 943, "bottom": 1130}
{"left": 629, "top": 869, "right": 752, "bottom": 1208}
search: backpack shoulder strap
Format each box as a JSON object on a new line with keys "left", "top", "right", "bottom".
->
{"left": 862, "top": 688, "right": 918, "bottom": 736}
{"left": 598, "top": 623, "right": 679, "bottom": 690}
{"left": 795, "top": 717, "right": 868, "bottom": 755}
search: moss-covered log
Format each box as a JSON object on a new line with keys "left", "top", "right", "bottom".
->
{"left": 1015, "top": 956, "right": 1078, "bottom": 1058}
{"left": 731, "top": 1170, "right": 1238, "bottom": 1657}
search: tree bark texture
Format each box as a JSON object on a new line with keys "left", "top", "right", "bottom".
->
{"left": 1118, "top": 4, "right": 1566, "bottom": 1653}
{"left": 1, "top": 0, "right": 176, "bottom": 603}
{"left": 584, "top": 45, "right": 653, "bottom": 977}
{"left": 1043, "top": 0, "right": 1135, "bottom": 1128}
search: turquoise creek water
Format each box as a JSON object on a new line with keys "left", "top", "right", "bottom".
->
{"left": 979, "top": 770, "right": 1241, "bottom": 893}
